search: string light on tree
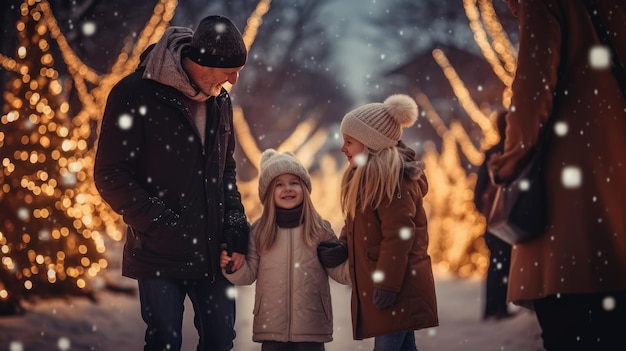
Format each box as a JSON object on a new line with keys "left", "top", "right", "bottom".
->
{"left": 0, "top": 0, "right": 104, "bottom": 311}
{"left": 0, "top": 0, "right": 179, "bottom": 314}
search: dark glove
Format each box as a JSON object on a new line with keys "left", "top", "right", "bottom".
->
{"left": 317, "top": 240, "right": 348, "bottom": 268}
{"left": 153, "top": 208, "right": 180, "bottom": 228}
{"left": 373, "top": 288, "right": 398, "bottom": 310}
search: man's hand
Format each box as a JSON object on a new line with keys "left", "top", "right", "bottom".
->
{"left": 220, "top": 250, "right": 245, "bottom": 274}
{"left": 219, "top": 250, "right": 231, "bottom": 270}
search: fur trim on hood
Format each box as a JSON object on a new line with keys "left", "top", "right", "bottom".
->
{"left": 398, "top": 140, "right": 428, "bottom": 195}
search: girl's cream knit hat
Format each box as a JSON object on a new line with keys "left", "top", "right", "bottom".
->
{"left": 258, "top": 149, "right": 312, "bottom": 201}
{"left": 340, "top": 94, "right": 418, "bottom": 151}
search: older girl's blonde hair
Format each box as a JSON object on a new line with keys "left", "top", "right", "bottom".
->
{"left": 341, "top": 146, "right": 403, "bottom": 218}
{"left": 255, "top": 176, "right": 329, "bottom": 252}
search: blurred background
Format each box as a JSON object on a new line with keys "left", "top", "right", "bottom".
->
{"left": 0, "top": 0, "right": 519, "bottom": 315}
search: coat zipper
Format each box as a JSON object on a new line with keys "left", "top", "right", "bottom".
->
{"left": 287, "top": 227, "right": 293, "bottom": 340}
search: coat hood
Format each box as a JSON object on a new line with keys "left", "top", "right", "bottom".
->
{"left": 398, "top": 140, "right": 428, "bottom": 195}
{"left": 140, "top": 27, "right": 212, "bottom": 102}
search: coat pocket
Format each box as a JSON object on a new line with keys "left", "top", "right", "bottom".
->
{"left": 366, "top": 245, "right": 380, "bottom": 261}
{"left": 136, "top": 223, "right": 186, "bottom": 258}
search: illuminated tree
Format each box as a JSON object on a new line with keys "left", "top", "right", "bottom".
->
{"left": 0, "top": 0, "right": 106, "bottom": 315}
{"left": 0, "top": 1, "right": 522, "bottom": 319}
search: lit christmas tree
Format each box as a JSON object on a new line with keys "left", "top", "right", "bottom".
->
{"left": 0, "top": 0, "right": 108, "bottom": 315}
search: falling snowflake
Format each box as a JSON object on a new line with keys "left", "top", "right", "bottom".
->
{"left": 603, "top": 296, "right": 616, "bottom": 311}
{"left": 561, "top": 166, "right": 582, "bottom": 189}
{"left": 226, "top": 286, "right": 237, "bottom": 300}
{"left": 17, "top": 207, "right": 30, "bottom": 221}
{"left": 588, "top": 45, "right": 610, "bottom": 70}
{"left": 61, "top": 171, "right": 77, "bottom": 186}
{"left": 353, "top": 153, "right": 368, "bottom": 167}
{"left": 38, "top": 229, "right": 51, "bottom": 241}
{"left": 398, "top": 227, "right": 412, "bottom": 240}
{"left": 81, "top": 21, "right": 96, "bottom": 36}
{"left": 518, "top": 178, "right": 530, "bottom": 191}
{"left": 118, "top": 113, "right": 133, "bottom": 130}
{"left": 57, "top": 337, "right": 71, "bottom": 351}
{"left": 215, "top": 22, "right": 226, "bottom": 33}
{"left": 554, "top": 121, "right": 568, "bottom": 137}
{"left": 9, "top": 341, "right": 23, "bottom": 351}
{"left": 372, "top": 270, "right": 384, "bottom": 283}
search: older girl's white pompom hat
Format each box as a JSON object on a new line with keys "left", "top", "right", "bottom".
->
{"left": 340, "top": 94, "right": 418, "bottom": 151}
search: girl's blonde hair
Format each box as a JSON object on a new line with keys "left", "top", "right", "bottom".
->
{"left": 255, "top": 176, "right": 329, "bottom": 252}
{"left": 341, "top": 146, "right": 403, "bottom": 218}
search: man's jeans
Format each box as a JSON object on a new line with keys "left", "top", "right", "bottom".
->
{"left": 138, "top": 275, "right": 236, "bottom": 351}
{"left": 373, "top": 330, "right": 418, "bottom": 351}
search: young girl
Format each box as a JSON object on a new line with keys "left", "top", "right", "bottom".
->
{"left": 338, "top": 94, "right": 438, "bottom": 350}
{"left": 220, "top": 149, "right": 350, "bottom": 351}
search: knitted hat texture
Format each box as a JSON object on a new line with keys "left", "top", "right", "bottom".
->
{"left": 258, "top": 149, "right": 312, "bottom": 201}
{"left": 340, "top": 94, "right": 418, "bottom": 150}
{"left": 187, "top": 15, "right": 247, "bottom": 68}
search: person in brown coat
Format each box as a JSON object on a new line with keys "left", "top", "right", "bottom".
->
{"left": 338, "top": 94, "right": 438, "bottom": 350}
{"left": 488, "top": 1, "right": 626, "bottom": 350}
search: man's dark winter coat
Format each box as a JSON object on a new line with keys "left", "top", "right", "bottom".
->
{"left": 94, "top": 66, "right": 248, "bottom": 280}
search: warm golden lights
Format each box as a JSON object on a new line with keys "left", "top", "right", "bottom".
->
{"left": 1, "top": 0, "right": 516, "bottom": 310}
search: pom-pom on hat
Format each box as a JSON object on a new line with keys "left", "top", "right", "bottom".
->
{"left": 258, "top": 149, "right": 312, "bottom": 201}
{"left": 187, "top": 15, "right": 247, "bottom": 68}
{"left": 340, "top": 94, "right": 418, "bottom": 151}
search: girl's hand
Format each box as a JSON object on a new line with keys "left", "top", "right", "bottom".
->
{"left": 230, "top": 252, "right": 245, "bottom": 272}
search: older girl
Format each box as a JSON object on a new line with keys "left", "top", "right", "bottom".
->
{"left": 339, "top": 94, "right": 438, "bottom": 351}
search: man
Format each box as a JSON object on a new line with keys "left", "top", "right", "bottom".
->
{"left": 94, "top": 15, "right": 249, "bottom": 351}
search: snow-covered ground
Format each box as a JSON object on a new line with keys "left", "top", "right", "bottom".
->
{"left": 0, "top": 272, "right": 544, "bottom": 351}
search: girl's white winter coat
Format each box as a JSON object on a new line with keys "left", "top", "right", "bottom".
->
{"left": 223, "top": 220, "right": 350, "bottom": 343}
